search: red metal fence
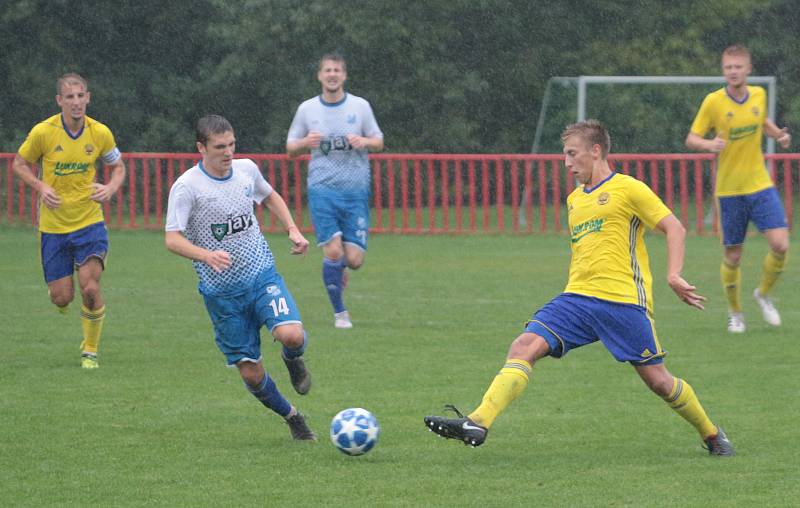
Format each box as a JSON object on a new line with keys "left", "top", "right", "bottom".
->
{"left": 2, "top": 152, "right": 798, "bottom": 234}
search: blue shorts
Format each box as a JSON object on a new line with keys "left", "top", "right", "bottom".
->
{"left": 202, "top": 270, "right": 302, "bottom": 365}
{"left": 308, "top": 188, "right": 369, "bottom": 250}
{"left": 524, "top": 293, "right": 665, "bottom": 365}
{"left": 718, "top": 187, "right": 787, "bottom": 246}
{"left": 40, "top": 222, "right": 108, "bottom": 283}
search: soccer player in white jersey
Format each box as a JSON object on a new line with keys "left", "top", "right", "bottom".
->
{"left": 165, "top": 115, "right": 316, "bottom": 441}
{"left": 287, "top": 52, "right": 384, "bottom": 329}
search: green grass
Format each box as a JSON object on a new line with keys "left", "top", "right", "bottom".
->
{"left": 1, "top": 226, "right": 798, "bottom": 507}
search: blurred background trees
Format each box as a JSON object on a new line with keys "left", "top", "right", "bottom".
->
{"left": 1, "top": 0, "right": 797, "bottom": 154}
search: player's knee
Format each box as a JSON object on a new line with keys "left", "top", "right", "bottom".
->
{"left": 724, "top": 251, "right": 742, "bottom": 266}
{"left": 642, "top": 372, "right": 673, "bottom": 397}
{"left": 508, "top": 333, "right": 548, "bottom": 364}
{"left": 347, "top": 257, "right": 364, "bottom": 270}
{"left": 273, "top": 324, "right": 305, "bottom": 348}
{"left": 49, "top": 290, "right": 73, "bottom": 307}
{"left": 80, "top": 282, "right": 101, "bottom": 305}
{"left": 770, "top": 240, "right": 789, "bottom": 256}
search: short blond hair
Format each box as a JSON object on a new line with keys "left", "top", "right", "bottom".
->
{"left": 561, "top": 120, "right": 611, "bottom": 158}
{"left": 57, "top": 73, "right": 88, "bottom": 95}
{"left": 722, "top": 44, "right": 751, "bottom": 61}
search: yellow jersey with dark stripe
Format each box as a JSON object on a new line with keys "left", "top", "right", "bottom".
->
{"left": 689, "top": 86, "right": 773, "bottom": 197}
{"left": 18, "top": 114, "right": 119, "bottom": 233}
{"left": 564, "top": 173, "right": 672, "bottom": 314}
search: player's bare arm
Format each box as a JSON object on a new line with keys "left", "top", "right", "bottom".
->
{"left": 91, "top": 158, "right": 127, "bottom": 202}
{"left": 286, "top": 131, "right": 323, "bottom": 158}
{"left": 685, "top": 131, "right": 725, "bottom": 153}
{"left": 656, "top": 214, "right": 707, "bottom": 310}
{"left": 165, "top": 230, "right": 231, "bottom": 272}
{"left": 12, "top": 153, "right": 61, "bottom": 209}
{"left": 763, "top": 119, "right": 791, "bottom": 149}
{"left": 263, "top": 192, "right": 309, "bottom": 256}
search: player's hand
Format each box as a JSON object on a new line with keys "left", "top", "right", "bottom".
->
{"left": 287, "top": 226, "right": 309, "bottom": 256}
{"left": 204, "top": 250, "right": 231, "bottom": 272}
{"left": 776, "top": 127, "right": 791, "bottom": 149}
{"left": 667, "top": 275, "right": 706, "bottom": 310}
{"left": 305, "top": 131, "right": 323, "bottom": 149}
{"left": 90, "top": 182, "right": 118, "bottom": 202}
{"left": 347, "top": 134, "right": 366, "bottom": 150}
{"left": 708, "top": 135, "right": 726, "bottom": 153}
{"left": 37, "top": 182, "right": 61, "bottom": 209}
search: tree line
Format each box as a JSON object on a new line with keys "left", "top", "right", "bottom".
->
{"left": 1, "top": 0, "right": 797, "bottom": 155}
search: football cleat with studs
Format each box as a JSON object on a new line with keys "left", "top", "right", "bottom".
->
{"left": 424, "top": 405, "right": 488, "bottom": 447}
{"left": 703, "top": 426, "right": 735, "bottom": 457}
{"left": 80, "top": 352, "right": 99, "bottom": 369}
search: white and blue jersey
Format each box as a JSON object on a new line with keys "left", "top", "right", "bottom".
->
{"left": 165, "top": 159, "right": 276, "bottom": 296}
{"left": 287, "top": 92, "right": 383, "bottom": 198}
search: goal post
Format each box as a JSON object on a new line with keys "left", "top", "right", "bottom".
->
{"left": 532, "top": 75, "right": 778, "bottom": 154}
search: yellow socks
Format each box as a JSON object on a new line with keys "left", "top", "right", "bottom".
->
{"left": 758, "top": 250, "right": 787, "bottom": 296}
{"left": 468, "top": 359, "right": 531, "bottom": 428}
{"left": 80, "top": 305, "right": 106, "bottom": 354}
{"left": 663, "top": 378, "right": 717, "bottom": 439}
{"left": 720, "top": 260, "right": 742, "bottom": 312}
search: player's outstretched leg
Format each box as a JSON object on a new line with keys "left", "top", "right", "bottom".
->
{"left": 424, "top": 405, "right": 488, "bottom": 447}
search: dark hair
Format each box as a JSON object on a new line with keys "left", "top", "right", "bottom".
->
{"left": 57, "top": 73, "right": 88, "bottom": 95}
{"left": 196, "top": 115, "right": 233, "bottom": 145}
{"left": 560, "top": 119, "right": 611, "bottom": 158}
{"left": 319, "top": 52, "right": 347, "bottom": 72}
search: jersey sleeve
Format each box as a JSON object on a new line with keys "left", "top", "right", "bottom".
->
{"left": 17, "top": 124, "right": 45, "bottom": 163}
{"left": 165, "top": 180, "right": 194, "bottom": 232}
{"left": 98, "top": 125, "right": 122, "bottom": 164}
{"left": 286, "top": 104, "right": 308, "bottom": 142}
{"left": 629, "top": 179, "right": 673, "bottom": 230}
{"left": 689, "top": 94, "right": 715, "bottom": 137}
{"left": 361, "top": 100, "right": 383, "bottom": 138}
{"left": 245, "top": 159, "right": 273, "bottom": 203}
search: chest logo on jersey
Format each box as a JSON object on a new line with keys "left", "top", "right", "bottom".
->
{"left": 210, "top": 213, "right": 254, "bottom": 241}
{"left": 54, "top": 145, "right": 64, "bottom": 152}
{"left": 597, "top": 192, "right": 610, "bottom": 205}
{"left": 571, "top": 218, "right": 605, "bottom": 243}
{"left": 347, "top": 114, "right": 357, "bottom": 124}
{"left": 54, "top": 162, "right": 91, "bottom": 176}
{"left": 751, "top": 106, "right": 760, "bottom": 116}
{"left": 320, "top": 135, "right": 352, "bottom": 155}
{"left": 84, "top": 144, "right": 94, "bottom": 156}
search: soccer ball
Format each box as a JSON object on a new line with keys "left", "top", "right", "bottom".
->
{"left": 330, "top": 407, "right": 380, "bottom": 456}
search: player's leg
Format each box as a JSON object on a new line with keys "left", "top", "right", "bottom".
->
{"left": 310, "top": 190, "right": 350, "bottom": 326}
{"left": 718, "top": 196, "right": 747, "bottom": 332}
{"left": 634, "top": 363, "right": 733, "bottom": 456}
{"left": 425, "top": 294, "right": 590, "bottom": 446}
{"left": 74, "top": 223, "right": 109, "bottom": 368}
{"left": 752, "top": 188, "right": 790, "bottom": 325}
{"left": 257, "top": 273, "right": 311, "bottom": 395}
{"left": 41, "top": 231, "right": 76, "bottom": 313}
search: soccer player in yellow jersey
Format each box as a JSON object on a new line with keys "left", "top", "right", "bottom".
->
{"left": 13, "top": 73, "right": 126, "bottom": 369}
{"left": 686, "top": 44, "right": 791, "bottom": 333}
{"left": 425, "top": 120, "right": 734, "bottom": 456}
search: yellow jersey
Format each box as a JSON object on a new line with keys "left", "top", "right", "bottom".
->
{"left": 564, "top": 173, "right": 672, "bottom": 314}
{"left": 689, "top": 86, "right": 773, "bottom": 197}
{"left": 18, "top": 114, "right": 120, "bottom": 233}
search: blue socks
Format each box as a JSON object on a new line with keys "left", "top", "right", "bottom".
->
{"left": 323, "top": 257, "right": 346, "bottom": 313}
{"left": 282, "top": 331, "right": 307, "bottom": 360}
{"left": 246, "top": 374, "right": 291, "bottom": 417}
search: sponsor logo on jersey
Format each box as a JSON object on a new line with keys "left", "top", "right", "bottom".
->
{"left": 728, "top": 124, "right": 758, "bottom": 141}
{"left": 210, "top": 213, "right": 255, "bottom": 241}
{"left": 54, "top": 161, "right": 91, "bottom": 176}
{"left": 320, "top": 135, "right": 352, "bottom": 155}
{"left": 571, "top": 217, "right": 604, "bottom": 243}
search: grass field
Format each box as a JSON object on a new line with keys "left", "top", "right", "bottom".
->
{"left": 1, "top": 226, "right": 798, "bottom": 507}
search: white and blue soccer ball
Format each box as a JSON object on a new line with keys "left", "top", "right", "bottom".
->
{"left": 330, "top": 407, "right": 380, "bottom": 456}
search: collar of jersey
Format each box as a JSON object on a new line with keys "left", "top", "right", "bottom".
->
{"left": 725, "top": 87, "right": 749, "bottom": 105}
{"left": 61, "top": 114, "right": 85, "bottom": 140}
{"left": 199, "top": 161, "right": 233, "bottom": 181}
{"left": 319, "top": 92, "right": 348, "bottom": 108}
{"left": 583, "top": 171, "right": 616, "bottom": 194}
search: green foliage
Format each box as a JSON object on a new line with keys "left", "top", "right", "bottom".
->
{"left": 1, "top": 227, "right": 799, "bottom": 506}
{"left": 0, "top": 0, "right": 798, "bottom": 153}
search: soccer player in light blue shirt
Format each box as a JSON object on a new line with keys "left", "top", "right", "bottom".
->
{"left": 287, "top": 52, "right": 384, "bottom": 329}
